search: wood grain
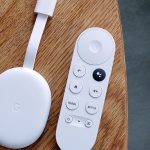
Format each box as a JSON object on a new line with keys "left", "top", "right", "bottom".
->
{"left": 0, "top": 0, "right": 128, "bottom": 149}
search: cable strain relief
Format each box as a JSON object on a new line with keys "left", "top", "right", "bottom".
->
{"left": 35, "top": 0, "right": 57, "bottom": 17}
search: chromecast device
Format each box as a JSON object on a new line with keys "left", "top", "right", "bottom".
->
{"left": 0, "top": 0, "right": 57, "bottom": 149}
{"left": 0, "top": 68, "right": 51, "bottom": 149}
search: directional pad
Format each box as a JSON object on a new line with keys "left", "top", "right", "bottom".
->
{"left": 77, "top": 28, "right": 115, "bottom": 65}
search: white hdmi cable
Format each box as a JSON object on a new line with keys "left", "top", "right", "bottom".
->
{"left": 23, "top": 0, "right": 57, "bottom": 69}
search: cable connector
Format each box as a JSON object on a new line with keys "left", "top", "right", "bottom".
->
{"left": 23, "top": 0, "right": 57, "bottom": 69}
{"left": 35, "top": 0, "right": 57, "bottom": 17}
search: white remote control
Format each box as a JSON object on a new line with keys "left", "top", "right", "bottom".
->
{"left": 56, "top": 28, "right": 115, "bottom": 150}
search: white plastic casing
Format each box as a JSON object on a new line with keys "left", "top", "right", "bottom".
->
{"left": 56, "top": 28, "right": 116, "bottom": 150}
{"left": 35, "top": 0, "right": 57, "bottom": 16}
{"left": 0, "top": 67, "right": 51, "bottom": 149}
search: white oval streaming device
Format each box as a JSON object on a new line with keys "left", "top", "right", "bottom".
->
{"left": 0, "top": 0, "right": 58, "bottom": 149}
{"left": 0, "top": 67, "right": 51, "bottom": 149}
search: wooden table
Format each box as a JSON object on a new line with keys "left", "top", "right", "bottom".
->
{"left": 0, "top": 0, "right": 128, "bottom": 149}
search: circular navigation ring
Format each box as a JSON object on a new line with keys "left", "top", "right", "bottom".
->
{"left": 77, "top": 28, "right": 115, "bottom": 65}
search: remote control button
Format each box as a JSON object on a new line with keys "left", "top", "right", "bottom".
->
{"left": 85, "top": 120, "right": 93, "bottom": 128}
{"left": 93, "top": 69, "right": 106, "bottom": 82}
{"left": 65, "top": 115, "right": 73, "bottom": 123}
{"left": 77, "top": 28, "right": 115, "bottom": 65}
{"left": 70, "top": 81, "right": 82, "bottom": 94}
{"left": 73, "top": 65, "right": 86, "bottom": 78}
{"left": 89, "top": 41, "right": 102, "bottom": 54}
{"left": 66, "top": 98, "right": 79, "bottom": 110}
{"left": 90, "top": 85, "right": 102, "bottom": 98}
{"left": 86, "top": 102, "right": 99, "bottom": 115}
